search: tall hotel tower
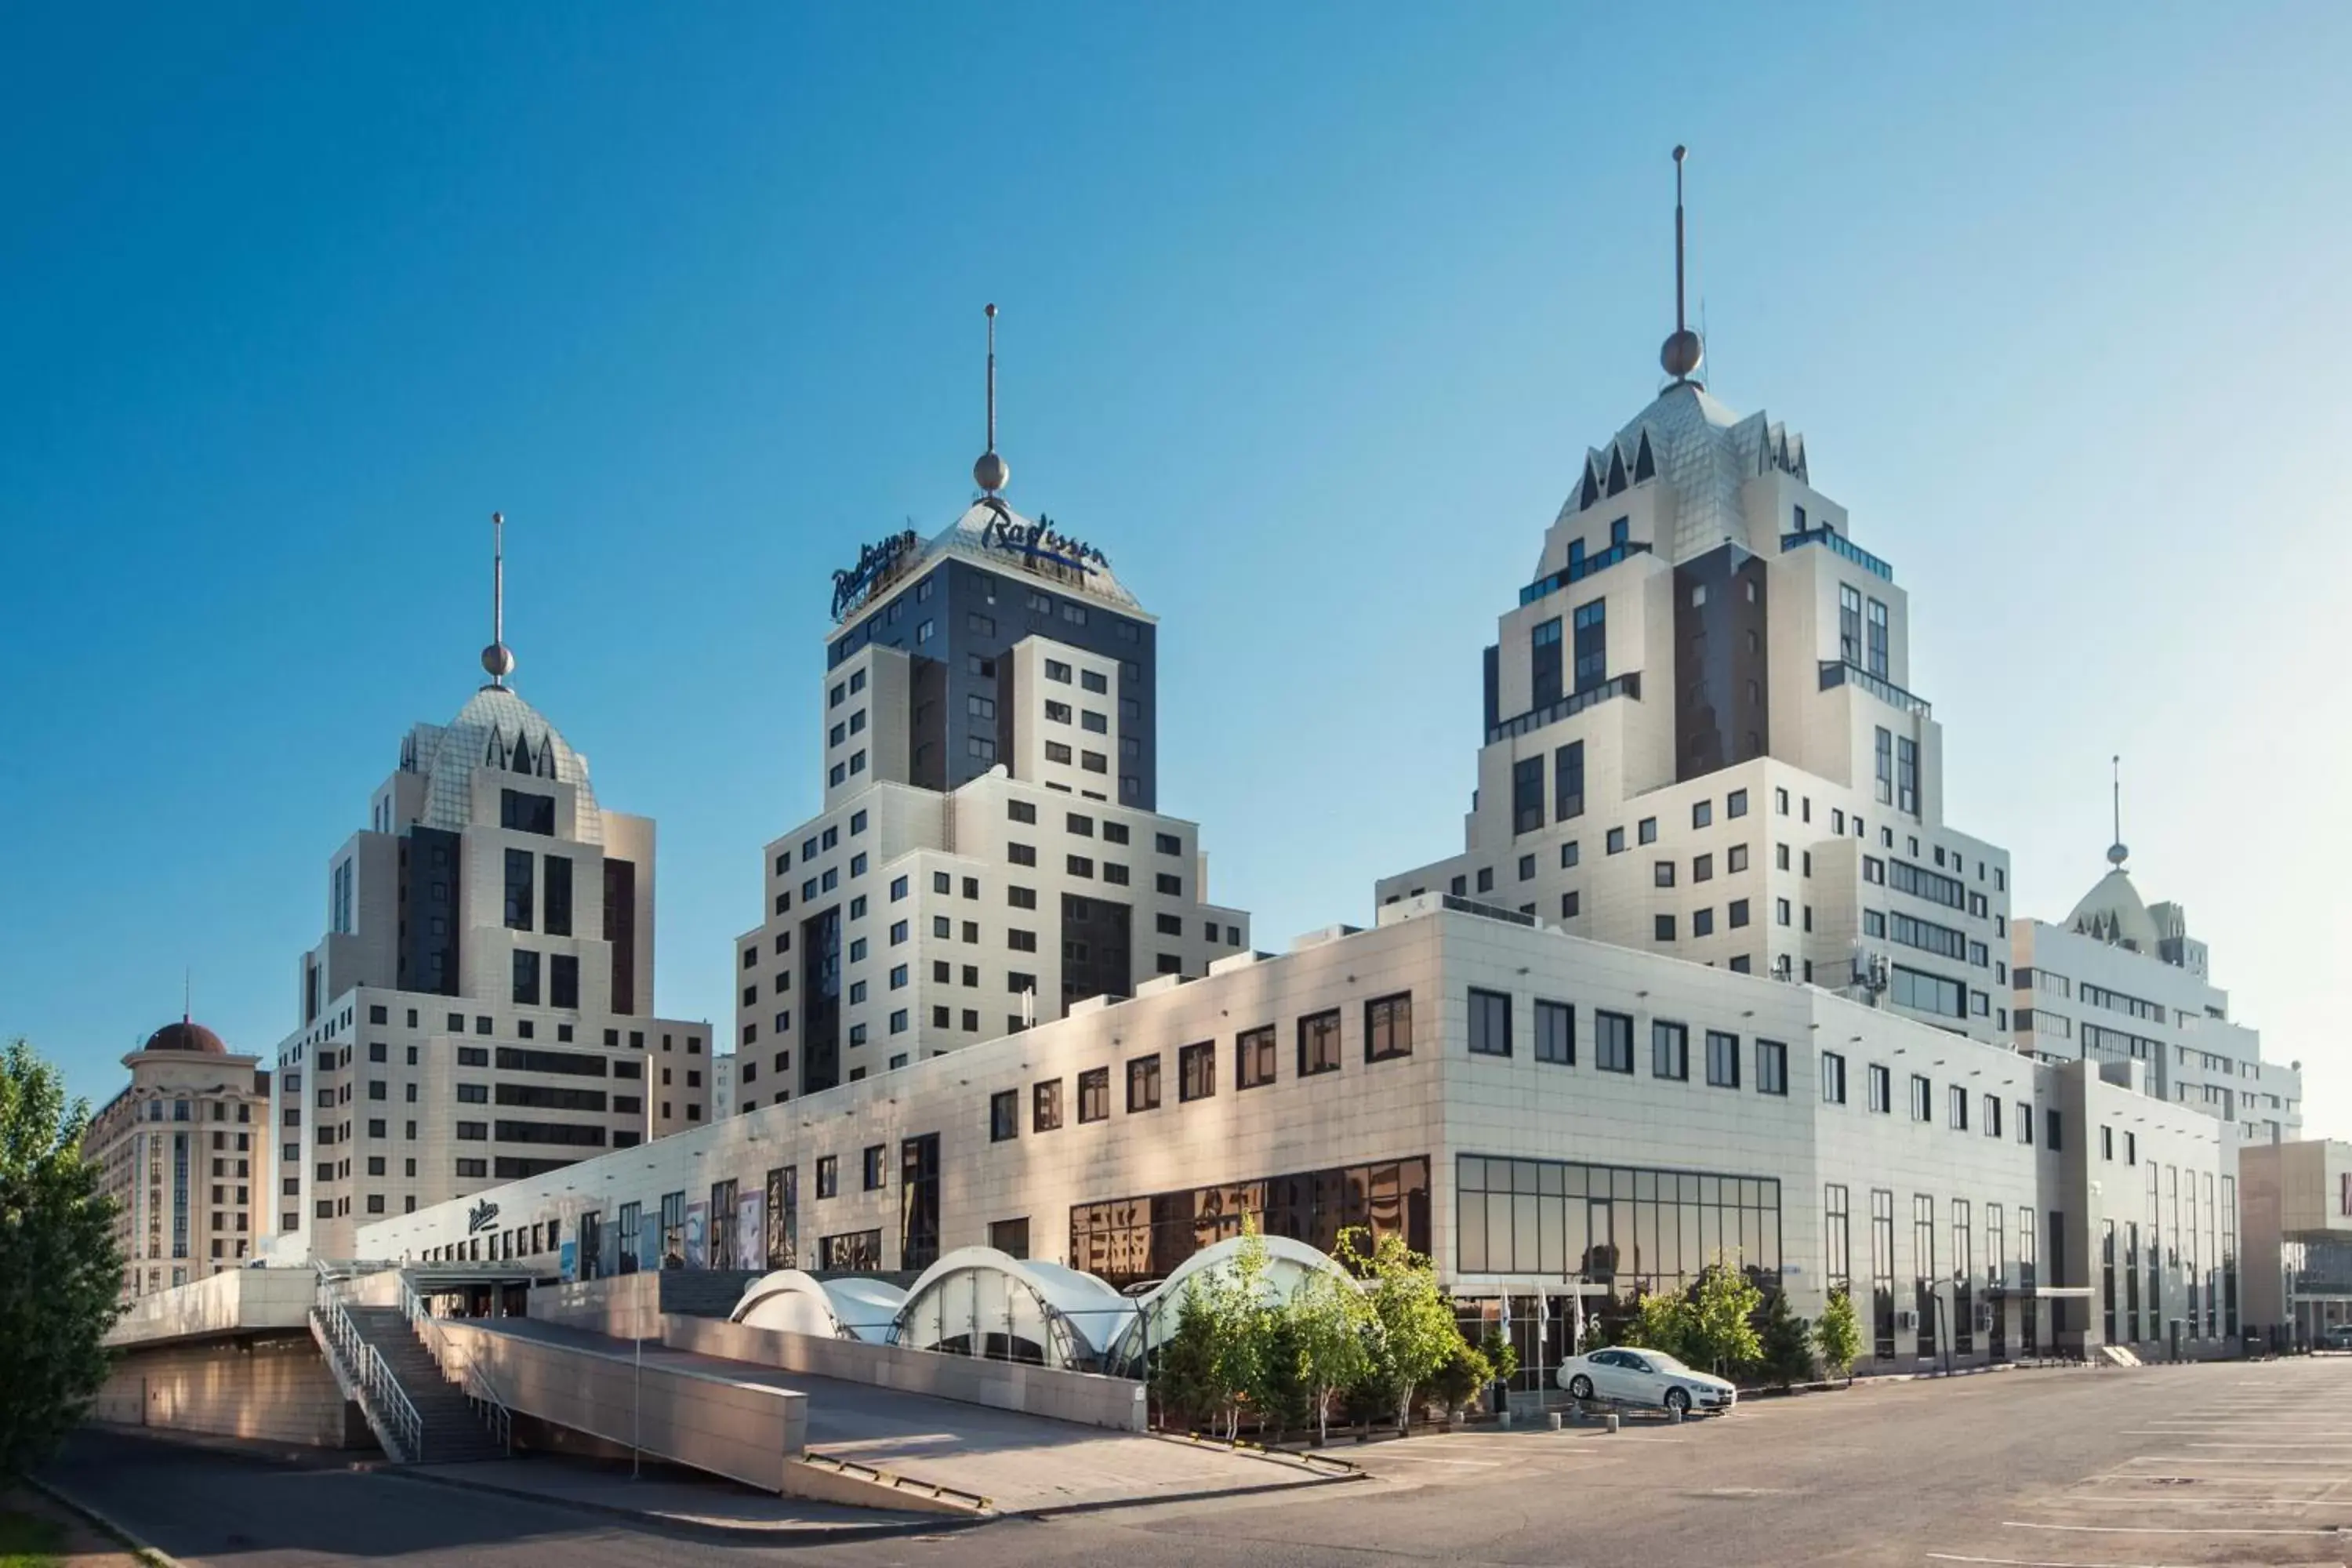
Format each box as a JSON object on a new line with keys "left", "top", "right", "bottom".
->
{"left": 274, "top": 517, "right": 707, "bottom": 1261}
{"left": 1378, "top": 149, "right": 2016, "bottom": 1043}
{"left": 731, "top": 307, "right": 1250, "bottom": 1107}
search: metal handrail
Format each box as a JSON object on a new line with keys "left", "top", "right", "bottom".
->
{"left": 1817, "top": 659, "right": 1932, "bottom": 719}
{"left": 313, "top": 1277, "right": 423, "bottom": 1461}
{"left": 401, "top": 1273, "right": 513, "bottom": 1456}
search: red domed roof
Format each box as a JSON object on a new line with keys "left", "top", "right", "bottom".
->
{"left": 143, "top": 1020, "right": 227, "bottom": 1054}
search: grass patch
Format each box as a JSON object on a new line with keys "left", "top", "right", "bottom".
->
{"left": 0, "top": 1506, "right": 67, "bottom": 1568}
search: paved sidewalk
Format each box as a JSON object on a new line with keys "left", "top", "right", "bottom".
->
{"left": 403, "top": 1455, "right": 941, "bottom": 1538}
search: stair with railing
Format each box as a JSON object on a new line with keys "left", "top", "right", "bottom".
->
{"left": 310, "top": 1267, "right": 510, "bottom": 1465}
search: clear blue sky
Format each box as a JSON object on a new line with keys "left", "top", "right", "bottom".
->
{"left": 5, "top": 5, "right": 2347, "bottom": 1134}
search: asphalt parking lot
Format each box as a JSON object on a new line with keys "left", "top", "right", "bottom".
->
{"left": 45, "top": 1357, "right": 2352, "bottom": 1568}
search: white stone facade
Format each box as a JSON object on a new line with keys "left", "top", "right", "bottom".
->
{"left": 1376, "top": 382, "right": 2013, "bottom": 1044}
{"left": 2014, "top": 866, "right": 2301, "bottom": 1148}
{"left": 271, "top": 681, "right": 705, "bottom": 1262}
{"left": 363, "top": 900, "right": 2245, "bottom": 1364}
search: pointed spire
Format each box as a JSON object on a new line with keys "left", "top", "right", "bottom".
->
{"left": 2107, "top": 753, "right": 2129, "bottom": 869}
{"left": 972, "top": 303, "right": 1010, "bottom": 496}
{"left": 1659, "top": 145, "right": 1704, "bottom": 384}
{"left": 481, "top": 511, "right": 517, "bottom": 688}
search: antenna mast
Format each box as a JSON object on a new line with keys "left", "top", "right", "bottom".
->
{"left": 481, "top": 511, "right": 517, "bottom": 687}
{"left": 1659, "top": 147, "right": 1705, "bottom": 383}
{"left": 972, "top": 304, "right": 1010, "bottom": 496}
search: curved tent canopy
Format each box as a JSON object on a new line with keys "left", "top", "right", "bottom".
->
{"left": 731, "top": 1269, "right": 907, "bottom": 1343}
{"left": 1101, "top": 1232, "right": 1356, "bottom": 1377}
{"left": 893, "top": 1247, "right": 1133, "bottom": 1370}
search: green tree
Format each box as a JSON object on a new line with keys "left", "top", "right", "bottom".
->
{"left": 1813, "top": 1286, "right": 1862, "bottom": 1380}
{"left": 1617, "top": 1290, "right": 1692, "bottom": 1362}
{"left": 1148, "top": 1289, "right": 1222, "bottom": 1431}
{"left": 1755, "top": 1288, "right": 1817, "bottom": 1388}
{"left": 1287, "top": 1266, "right": 1371, "bottom": 1448}
{"left": 1682, "top": 1261, "right": 1763, "bottom": 1377}
{"left": 1427, "top": 1335, "right": 1494, "bottom": 1416}
{"left": 1479, "top": 1329, "right": 1519, "bottom": 1388}
{"left": 1335, "top": 1227, "right": 1458, "bottom": 1433}
{"left": 1, "top": 1039, "right": 125, "bottom": 1478}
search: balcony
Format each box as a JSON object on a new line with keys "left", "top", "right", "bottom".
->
{"left": 1819, "top": 660, "right": 1931, "bottom": 719}
{"left": 1781, "top": 525, "right": 1893, "bottom": 583}
{"left": 1519, "top": 540, "right": 1653, "bottom": 607}
{"left": 1487, "top": 672, "right": 1641, "bottom": 744}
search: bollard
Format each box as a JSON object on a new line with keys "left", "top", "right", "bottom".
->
{"left": 1670, "top": 1405, "right": 1685, "bottom": 1425}
{"left": 1606, "top": 1411, "right": 1620, "bottom": 1433}
{"left": 1498, "top": 1410, "right": 1512, "bottom": 1428}
{"left": 1548, "top": 1412, "right": 1563, "bottom": 1432}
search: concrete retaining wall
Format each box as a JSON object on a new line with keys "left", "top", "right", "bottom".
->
{"left": 107, "top": 1268, "right": 315, "bottom": 1348}
{"left": 665, "top": 1316, "right": 1147, "bottom": 1432}
{"left": 528, "top": 1272, "right": 662, "bottom": 1339}
{"left": 94, "top": 1332, "right": 370, "bottom": 1447}
{"left": 437, "top": 1318, "right": 808, "bottom": 1494}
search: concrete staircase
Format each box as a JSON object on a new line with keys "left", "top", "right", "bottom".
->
{"left": 344, "top": 1305, "right": 509, "bottom": 1465}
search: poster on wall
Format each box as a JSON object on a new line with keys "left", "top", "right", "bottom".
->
{"left": 765, "top": 1167, "right": 797, "bottom": 1269}
{"left": 558, "top": 1240, "right": 578, "bottom": 1283}
{"left": 640, "top": 1217, "right": 662, "bottom": 1274}
{"left": 684, "top": 1200, "right": 708, "bottom": 1269}
{"left": 739, "top": 1188, "right": 766, "bottom": 1272}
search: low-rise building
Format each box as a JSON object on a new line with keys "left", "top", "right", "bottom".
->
{"left": 2240, "top": 1139, "right": 2352, "bottom": 1345}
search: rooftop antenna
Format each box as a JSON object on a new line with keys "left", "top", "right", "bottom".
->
{"left": 2107, "top": 754, "right": 2129, "bottom": 869}
{"left": 1660, "top": 145, "right": 1704, "bottom": 385}
{"left": 183, "top": 967, "right": 191, "bottom": 1028}
{"left": 972, "top": 303, "right": 1010, "bottom": 496}
{"left": 481, "top": 511, "right": 516, "bottom": 688}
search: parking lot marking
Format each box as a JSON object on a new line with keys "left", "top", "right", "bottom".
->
{"left": 1926, "top": 1555, "right": 2258, "bottom": 1568}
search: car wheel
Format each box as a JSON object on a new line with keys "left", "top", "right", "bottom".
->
{"left": 1664, "top": 1386, "right": 1691, "bottom": 1416}
{"left": 1568, "top": 1374, "right": 1595, "bottom": 1401}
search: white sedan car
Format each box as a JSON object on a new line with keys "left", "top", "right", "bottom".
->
{"left": 1556, "top": 1347, "right": 1737, "bottom": 1415}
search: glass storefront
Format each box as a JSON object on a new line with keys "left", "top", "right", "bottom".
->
{"left": 1070, "top": 1155, "right": 1430, "bottom": 1290}
{"left": 1454, "top": 1154, "right": 1782, "bottom": 1299}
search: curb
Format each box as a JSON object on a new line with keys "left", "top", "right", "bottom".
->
{"left": 27, "top": 1475, "right": 188, "bottom": 1568}
{"left": 386, "top": 1465, "right": 989, "bottom": 1547}
{"left": 1019, "top": 1466, "right": 1368, "bottom": 1519}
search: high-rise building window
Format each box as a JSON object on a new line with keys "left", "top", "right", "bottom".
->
{"left": 1875, "top": 727, "right": 1894, "bottom": 806}
{"left": 1838, "top": 584, "right": 1863, "bottom": 666}
{"left": 1651, "top": 1022, "right": 1689, "bottom": 1080}
{"left": 1531, "top": 616, "right": 1563, "bottom": 708}
{"left": 1468, "top": 989, "right": 1512, "bottom": 1057}
{"left": 503, "top": 849, "right": 534, "bottom": 931}
{"left": 1896, "top": 737, "right": 1920, "bottom": 815}
{"left": 1555, "top": 741, "right": 1584, "bottom": 821}
{"left": 550, "top": 954, "right": 579, "bottom": 1010}
{"left": 543, "top": 855, "right": 573, "bottom": 937}
{"left": 1512, "top": 756, "right": 1544, "bottom": 836}
{"left": 1571, "top": 598, "right": 1607, "bottom": 691}
{"left": 512, "top": 950, "right": 540, "bottom": 1007}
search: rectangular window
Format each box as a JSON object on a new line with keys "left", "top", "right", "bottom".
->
{"left": 1076, "top": 1068, "right": 1110, "bottom": 1123}
{"left": 1571, "top": 597, "right": 1607, "bottom": 691}
{"left": 1896, "top": 737, "right": 1919, "bottom": 815}
{"left": 1468, "top": 989, "right": 1512, "bottom": 1057}
{"left": 1178, "top": 1041, "right": 1216, "bottom": 1102}
{"left": 1704, "top": 1029, "right": 1740, "bottom": 1087}
{"left": 1530, "top": 615, "right": 1563, "bottom": 708}
{"left": 1512, "top": 755, "right": 1545, "bottom": 836}
{"left": 1757, "top": 1039, "right": 1788, "bottom": 1096}
{"left": 1033, "top": 1079, "right": 1063, "bottom": 1132}
{"left": 1297, "top": 1011, "right": 1342, "bottom": 1076}
{"left": 1555, "top": 740, "right": 1584, "bottom": 821}
{"left": 511, "top": 949, "right": 540, "bottom": 1006}
{"left": 1869, "top": 1063, "right": 1893, "bottom": 1115}
{"left": 1534, "top": 1000, "right": 1573, "bottom": 1065}
{"left": 1651, "top": 1021, "right": 1689, "bottom": 1080}
{"left": 1821, "top": 1050, "right": 1847, "bottom": 1105}
{"left": 1875, "top": 727, "right": 1894, "bottom": 805}
{"left": 503, "top": 848, "right": 534, "bottom": 930}
{"left": 1838, "top": 583, "right": 1863, "bottom": 666}
{"left": 1910, "top": 1074, "right": 1933, "bottom": 1122}
{"left": 1365, "top": 993, "right": 1412, "bottom": 1061}
{"left": 1127, "top": 1054, "right": 1162, "bottom": 1112}
{"left": 1236, "top": 1025, "right": 1277, "bottom": 1090}
{"left": 1595, "top": 1011, "right": 1634, "bottom": 1073}
{"left": 989, "top": 1090, "right": 1018, "bottom": 1142}
{"left": 1866, "top": 597, "right": 1889, "bottom": 677}
{"left": 862, "top": 1145, "right": 887, "bottom": 1190}
{"left": 1949, "top": 1084, "right": 1969, "bottom": 1131}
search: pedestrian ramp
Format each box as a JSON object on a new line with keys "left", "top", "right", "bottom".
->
{"left": 459, "top": 1314, "right": 1349, "bottom": 1515}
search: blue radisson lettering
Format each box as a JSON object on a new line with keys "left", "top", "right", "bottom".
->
{"left": 466, "top": 1199, "right": 501, "bottom": 1236}
{"left": 979, "top": 504, "right": 1108, "bottom": 576}
{"left": 830, "top": 528, "right": 922, "bottom": 622}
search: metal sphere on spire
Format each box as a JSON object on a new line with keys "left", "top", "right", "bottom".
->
{"left": 481, "top": 510, "right": 515, "bottom": 686}
{"left": 973, "top": 303, "right": 1009, "bottom": 495}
